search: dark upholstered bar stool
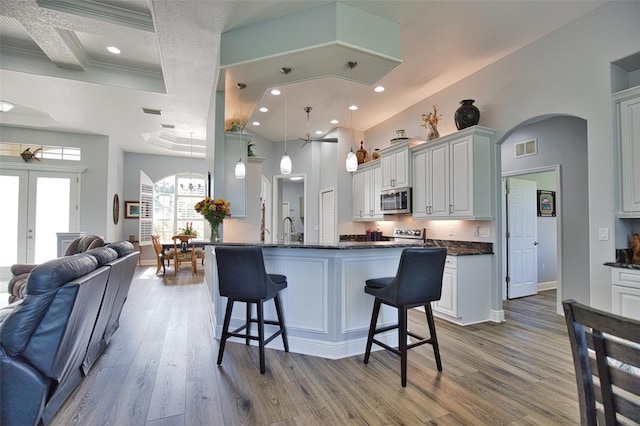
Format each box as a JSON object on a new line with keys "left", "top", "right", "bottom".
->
{"left": 215, "top": 246, "right": 289, "bottom": 374}
{"left": 363, "top": 248, "right": 447, "bottom": 387}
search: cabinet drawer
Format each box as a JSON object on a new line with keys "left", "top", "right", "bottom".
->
{"left": 444, "top": 255, "right": 457, "bottom": 269}
{"left": 611, "top": 268, "right": 640, "bottom": 289}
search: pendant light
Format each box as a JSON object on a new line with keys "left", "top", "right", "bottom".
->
{"left": 235, "top": 83, "right": 247, "bottom": 179}
{"left": 345, "top": 61, "right": 359, "bottom": 172}
{"left": 280, "top": 67, "right": 292, "bottom": 175}
{"left": 180, "top": 132, "right": 201, "bottom": 192}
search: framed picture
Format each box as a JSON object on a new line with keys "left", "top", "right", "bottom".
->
{"left": 124, "top": 201, "right": 141, "bottom": 218}
{"left": 537, "top": 190, "right": 556, "bottom": 217}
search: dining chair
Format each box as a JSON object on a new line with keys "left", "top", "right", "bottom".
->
{"left": 151, "top": 235, "right": 173, "bottom": 275}
{"left": 563, "top": 299, "right": 640, "bottom": 425}
{"left": 172, "top": 235, "right": 197, "bottom": 275}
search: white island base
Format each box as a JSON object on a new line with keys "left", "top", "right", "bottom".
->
{"left": 204, "top": 245, "right": 409, "bottom": 359}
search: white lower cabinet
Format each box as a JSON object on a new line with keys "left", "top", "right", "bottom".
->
{"left": 611, "top": 268, "right": 640, "bottom": 320}
{"left": 432, "top": 254, "right": 492, "bottom": 325}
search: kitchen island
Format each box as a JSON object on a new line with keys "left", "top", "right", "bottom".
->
{"left": 203, "top": 241, "right": 426, "bottom": 359}
{"left": 202, "top": 241, "right": 493, "bottom": 359}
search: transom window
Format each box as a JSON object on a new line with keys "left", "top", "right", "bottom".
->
{"left": 153, "top": 174, "right": 206, "bottom": 241}
{"left": 0, "top": 142, "right": 81, "bottom": 161}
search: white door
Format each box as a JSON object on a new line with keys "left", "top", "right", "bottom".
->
{"left": 320, "top": 187, "right": 335, "bottom": 244}
{"left": 507, "top": 178, "right": 538, "bottom": 299}
{"left": 0, "top": 170, "right": 79, "bottom": 278}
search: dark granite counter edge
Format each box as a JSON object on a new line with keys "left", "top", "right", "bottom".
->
{"left": 604, "top": 262, "right": 640, "bottom": 270}
{"left": 194, "top": 240, "right": 492, "bottom": 255}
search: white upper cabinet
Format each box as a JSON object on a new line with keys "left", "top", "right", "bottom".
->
{"left": 412, "top": 126, "right": 495, "bottom": 220}
{"left": 352, "top": 161, "right": 383, "bottom": 221}
{"left": 616, "top": 86, "right": 640, "bottom": 217}
{"left": 381, "top": 144, "right": 411, "bottom": 190}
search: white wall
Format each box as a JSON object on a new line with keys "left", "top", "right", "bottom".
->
{"left": 364, "top": 1, "right": 640, "bottom": 312}
{"left": 1, "top": 125, "right": 111, "bottom": 238}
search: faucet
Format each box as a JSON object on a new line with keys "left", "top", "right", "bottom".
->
{"left": 283, "top": 216, "right": 295, "bottom": 243}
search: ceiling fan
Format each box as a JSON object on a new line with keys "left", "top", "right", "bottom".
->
{"left": 298, "top": 106, "right": 338, "bottom": 150}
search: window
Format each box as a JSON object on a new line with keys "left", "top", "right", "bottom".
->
{"left": 153, "top": 174, "right": 206, "bottom": 240}
{"left": 0, "top": 142, "right": 81, "bottom": 160}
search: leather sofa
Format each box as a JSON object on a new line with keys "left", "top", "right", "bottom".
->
{"left": 0, "top": 241, "right": 138, "bottom": 426}
{"left": 7, "top": 235, "right": 105, "bottom": 303}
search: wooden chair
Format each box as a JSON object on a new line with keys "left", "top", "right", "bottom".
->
{"left": 172, "top": 235, "right": 197, "bottom": 275}
{"left": 563, "top": 299, "right": 640, "bottom": 425}
{"left": 151, "top": 235, "right": 173, "bottom": 275}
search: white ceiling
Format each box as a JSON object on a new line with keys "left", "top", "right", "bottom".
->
{"left": 0, "top": 0, "right": 607, "bottom": 158}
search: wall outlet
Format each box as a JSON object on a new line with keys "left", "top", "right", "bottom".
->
{"left": 449, "top": 227, "right": 454, "bottom": 236}
{"left": 598, "top": 227, "right": 609, "bottom": 241}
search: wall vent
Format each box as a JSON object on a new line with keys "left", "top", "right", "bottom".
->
{"left": 161, "top": 123, "right": 175, "bottom": 129}
{"left": 142, "top": 107, "right": 162, "bottom": 115}
{"left": 514, "top": 138, "right": 537, "bottom": 158}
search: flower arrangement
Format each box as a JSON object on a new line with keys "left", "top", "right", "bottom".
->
{"left": 421, "top": 105, "right": 442, "bottom": 140}
{"left": 181, "top": 222, "right": 197, "bottom": 236}
{"left": 194, "top": 197, "right": 231, "bottom": 241}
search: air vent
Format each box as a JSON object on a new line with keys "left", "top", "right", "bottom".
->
{"left": 142, "top": 107, "right": 162, "bottom": 115}
{"left": 161, "top": 123, "right": 175, "bottom": 129}
{"left": 514, "top": 139, "right": 537, "bottom": 158}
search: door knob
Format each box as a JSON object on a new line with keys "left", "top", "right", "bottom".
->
{"left": 533, "top": 241, "right": 539, "bottom": 245}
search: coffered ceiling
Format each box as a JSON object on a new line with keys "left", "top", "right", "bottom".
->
{"left": 0, "top": 0, "right": 607, "bottom": 157}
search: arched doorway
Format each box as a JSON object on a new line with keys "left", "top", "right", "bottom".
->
{"left": 499, "top": 115, "right": 589, "bottom": 314}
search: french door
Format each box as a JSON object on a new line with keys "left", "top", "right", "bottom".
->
{"left": 1, "top": 169, "right": 79, "bottom": 278}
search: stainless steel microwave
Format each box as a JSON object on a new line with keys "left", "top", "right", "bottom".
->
{"left": 380, "top": 187, "right": 412, "bottom": 214}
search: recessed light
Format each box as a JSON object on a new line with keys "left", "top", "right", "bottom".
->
{"left": 107, "top": 46, "right": 121, "bottom": 54}
{"left": 0, "top": 101, "right": 15, "bottom": 112}
{"left": 374, "top": 86, "right": 385, "bottom": 92}
{"left": 252, "top": 121, "right": 261, "bottom": 126}
{"left": 330, "top": 119, "right": 338, "bottom": 124}
{"left": 259, "top": 107, "right": 268, "bottom": 112}
{"left": 271, "top": 89, "right": 281, "bottom": 96}
{"left": 349, "top": 105, "right": 358, "bottom": 111}
{"left": 315, "top": 130, "right": 323, "bottom": 135}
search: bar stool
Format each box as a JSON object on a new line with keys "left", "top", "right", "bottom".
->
{"left": 363, "top": 248, "right": 447, "bottom": 387}
{"left": 215, "top": 246, "right": 289, "bottom": 374}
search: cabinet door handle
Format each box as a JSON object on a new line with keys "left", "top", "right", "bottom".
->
{"left": 449, "top": 204, "right": 453, "bottom": 214}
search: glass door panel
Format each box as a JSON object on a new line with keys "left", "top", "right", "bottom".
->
{"left": 32, "top": 176, "right": 72, "bottom": 263}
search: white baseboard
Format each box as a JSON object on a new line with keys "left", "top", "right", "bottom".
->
{"left": 491, "top": 309, "right": 505, "bottom": 323}
{"left": 538, "top": 281, "right": 557, "bottom": 292}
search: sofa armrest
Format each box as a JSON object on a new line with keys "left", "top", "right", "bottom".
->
{"left": 10, "top": 264, "right": 37, "bottom": 276}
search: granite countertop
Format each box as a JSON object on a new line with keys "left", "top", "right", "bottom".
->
{"left": 196, "top": 240, "right": 431, "bottom": 250}
{"left": 604, "top": 262, "right": 640, "bottom": 270}
{"left": 192, "top": 239, "right": 493, "bottom": 255}
{"left": 604, "top": 248, "right": 640, "bottom": 269}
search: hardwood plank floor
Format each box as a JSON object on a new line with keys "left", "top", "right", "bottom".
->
{"left": 51, "top": 267, "right": 580, "bottom": 425}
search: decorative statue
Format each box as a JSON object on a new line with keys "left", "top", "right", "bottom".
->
{"left": 632, "top": 233, "right": 640, "bottom": 264}
{"left": 20, "top": 147, "right": 42, "bottom": 162}
{"left": 421, "top": 105, "right": 442, "bottom": 140}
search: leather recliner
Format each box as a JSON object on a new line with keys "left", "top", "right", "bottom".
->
{"left": 7, "top": 235, "right": 105, "bottom": 303}
{"left": 0, "top": 241, "right": 139, "bottom": 426}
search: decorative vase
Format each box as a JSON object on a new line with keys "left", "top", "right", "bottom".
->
{"left": 372, "top": 148, "right": 381, "bottom": 160}
{"left": 427, "top": 124, "right": 440, "bottom": 141}
{"left": 210, "top": 222, "right": 221, "bottom": 242}
{"left": 454, "top": 99, "right": 480, "bottom": 130}
{"left": 356, "top": 141, "right": 369, "bottom": 164}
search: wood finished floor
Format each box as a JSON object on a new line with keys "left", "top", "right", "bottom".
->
{"left": 51, "top": 267, "right": 580, "bottom": 425}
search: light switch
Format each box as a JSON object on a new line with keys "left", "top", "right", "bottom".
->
{"left": 479, "top": 227, "right": 491, "bottom": 238}
{"left": 598, "top": 228, "right": 609, "bottom": 241}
